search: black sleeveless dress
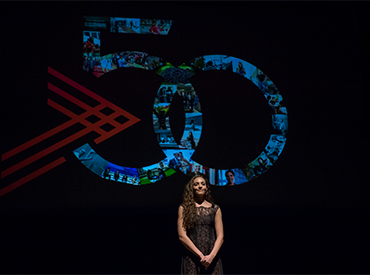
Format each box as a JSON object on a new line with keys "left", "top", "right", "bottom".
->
{"left": 181, "top": 204, "right": 223, "bottom": 274}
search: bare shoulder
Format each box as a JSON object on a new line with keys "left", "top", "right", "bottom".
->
{"left": 214, "top": 204, "right": 222, "bottom": 213}
{"left": 178, "top": 205, "right": 184, "bottom": 214}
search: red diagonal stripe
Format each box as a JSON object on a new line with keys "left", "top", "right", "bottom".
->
{"left": 1, "top": 128, "right": 91, "bottom": 179}
{"left": 48, "top": 99, "right": 125, "bottom": 137}
{"left": 48, "top": 82, "right": 93, "bottom": 111}
{"left": 94, "top": 117, "right": 141, "bottom": 144}
{"left": 48, "top": 67, "right": 135, "bottom": 114}
{"left": 1, "top": 119, "right": 77, "bottom": 161}
{"left": 0, "top": 157, "right": 66, "bottom": 197}
{"left": 2, "top": 68, "right": 140, "bottom": 161}
{"left": 47, "top": 67, "right": 141, "bottom": 144}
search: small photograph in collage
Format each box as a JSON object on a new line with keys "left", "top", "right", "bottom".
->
{"left": 137, "top": 161, "right": 176, "bottom": 184}
{"left": 266, "top": 92, "right": 283, "bottom": 107}
{"left": 154, "top": 84, "right": 176, "bottom": 104}
{"left": 140, "top": 18, "right": 172, "bottom": 35}
{"left": 180, "top": 113, "right": 202, "bottom": 150}
{"left": 83, "top": 53, "right": 117, "bottom": 77}
{"left": 96, "top": 54, "right": 118, "bottom": 75}
{"left": 197, "top": 55, "right": 234, "bottom": 71}
{"left": 240, "top": 151, "right": 274, "bottom": 181}
{"left": 187, "top": 161, "right": 205, "bottom": 177}
{"left": 84, "top": 51, "right": 164, "bottom": 78}
{"left": 162, "top": 149, "right": 195, "bottom": 175}
{"left": 208, "top": 168, "right": 248, "bottom": 186}
{"left": 112, "top": 51, "right": 163, "bottom": 70}
{"left": 83, "top": 31, "right": 100, "bottom": 54}
{"left": 110, "top": 17, "right": 140, "bottom": 34}
{"left": 264, "top": 134, "right": 286, "bottom": 163}
{"left": 231, "top": 58, "right": 256, "bottom": 79}
{"left": 272, "top": 114, "right": 288, "bottom": 136}
{"left": 153, "top": 102, "right": 174, "bottom": 148}
{"left": 250, "top": 68, "right": 268, "bottom": 91}
{"left": 73, "top": 143, "right": 140, "bottom": 184}
{"left": 176, "top": 83, "right": 200, "bottom": 113}
{"left": 102, "top": 164, "right": 140, "bottom": 185}
{"left": 84, "top": 16, "right": 110, "bottom": 30}
{"left": 73, "top": 143, "right": 108, "bottom": 177}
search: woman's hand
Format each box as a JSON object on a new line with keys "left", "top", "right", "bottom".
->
{"left": 200, "top": 254, "right": 214, "bottom": 267}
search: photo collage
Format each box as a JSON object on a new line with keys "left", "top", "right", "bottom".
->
{"left": 187, "top": 55, "right": 288, "bottom": 184}
{"left": 79, "top": 17, "right": 288, "bottom": 186}
{"left": 83, "top": 16, "right": 172, "bottom": 77}
{"left": 73, "top": 143, "right": 176, "bottom": 185}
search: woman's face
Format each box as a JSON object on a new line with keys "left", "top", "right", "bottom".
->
{"left": 226, "top": 172, "right": 234, "bottom": 183}
{"left": 193, "top": 177, "right": 207, "bottom": 195}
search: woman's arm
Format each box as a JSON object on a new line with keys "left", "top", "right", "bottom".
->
{"left": 177, "top": 206, "right": 204, "bottom": 259}
{"left": 200, "top": 207, "right": 224, "bottom": 267}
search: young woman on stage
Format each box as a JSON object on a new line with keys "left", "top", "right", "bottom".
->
{"left": 177, "top": 175, "right": 224, "bottom": 274}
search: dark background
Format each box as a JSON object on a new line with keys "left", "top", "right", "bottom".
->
{"left": 0, "top": 2, "right": 369, "bottom": 274}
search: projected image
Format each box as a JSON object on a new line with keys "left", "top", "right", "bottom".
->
{"left": 155, "top": 84, "right": 176, "bottom": 104}
{"left": 153, "top": 102, "right": 173, "bottom": 147}
{"left": 83, "top": 53, "right": 100, "bottom": 74}
{"left": 180, "top": 114, "right": 202, "bottom": 150}
{"left": 74, "top": 144, "right": 141, "bottom": 184}
{"left": 140, "top": 18, "right": 172, "bottom": 35}
{"left": 177, "top": 83, "right": 200, "bottom": 112}
{"left": 177, "top": 83, "right": 202, "bottom": 150}
{"left": 152, "top": 82, "right": 203, "bottom": 151}
{"left": 190, "top": 55, "right": 234, "bottom": 71}
{"left": 232, "top": 58, "right": 257, "bottom": 79}
{"left": 110, "top": 17, "right": 140, "bottom": 33}
{"left": 74, "top": 143, "right": 109, "bottom": 176}
{"left": 90, "top": 54, "right": 117, "bottom": 77}
{"left": 264, "top": 135, "right": 286, "bottom": 163}
{"left": 138, "top": 161, "right": 176, "bottom": 184}
{"left": 83, "top": 31, "right": 101, "bottom": 54}
{"left": 89, "top": 51, "right": 163, "bottom": 78}
{"left": 240, "top": 151, "right": 274, "bottom": 181}
{"left": 82, "top": 30, "right": 101, "bottom": 74}
{"left": 102, "top": 165, "right": 140, "bottom": 184}
{"left": 188, "top": 161, "right": 205, "bottom": 177}
{"left": 163, "top": 149, "right": 195, "bottom": 175}
{"left": 272, "top": 113, "right": 288, "bottom": 136}
{"left": 84, "top": 16, "right": 109, "bottom": 30}
{"left": 156, "top": 64, "right": 195, "bottom": 85}
{"left": 78, "top": 26, "right": 288, "bottom": 185}
{"left": 208, "top": 168, "right": 248, "bottom": 186}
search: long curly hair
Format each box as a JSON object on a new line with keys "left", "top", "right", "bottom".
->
{"left": 181, "top": 174, "right": 214, "bottom": 230}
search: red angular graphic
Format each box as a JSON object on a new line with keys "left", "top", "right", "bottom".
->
{"left": 0, "top": 67, "right": 140, "bottom": 196}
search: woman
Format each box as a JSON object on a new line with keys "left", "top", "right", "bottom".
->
{"left": 178, "top": 175, "right": 224, "bottom": 274}
{"left": 178, "top": 152, "right": 191, "bottom": 174}
{"left": 186, "top": 131, "right": 196, "bottom": 149}
{"left": 225, "top": 170, "right": 235, "bottom": 186}
{"left": 235, "top": 61, "right": 246, "bottom": 76}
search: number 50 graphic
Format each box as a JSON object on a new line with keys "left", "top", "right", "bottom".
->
{"left": 0, "top": 55, "right": 287, "bottom": 196}
{"left": 78, "top": 52, "right": 288, "bottom": 186}
{"left": 0, "top": 21, "right": 288, "bottom": 196}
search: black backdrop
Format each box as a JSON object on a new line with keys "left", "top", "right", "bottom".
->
{"left": 1, "top": 2, "right": 369, "bottom": 274}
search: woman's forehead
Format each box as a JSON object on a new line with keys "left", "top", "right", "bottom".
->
{"left": 193, "top": 177, "right": 205, "bottom": 183}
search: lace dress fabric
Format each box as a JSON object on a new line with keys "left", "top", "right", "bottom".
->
{"left": 181, "top": 205, "right": 223, "bottom": 274}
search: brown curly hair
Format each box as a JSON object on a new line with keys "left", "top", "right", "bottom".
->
{"left": 181, "top": 174, "right": 214, "bottom": 230}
